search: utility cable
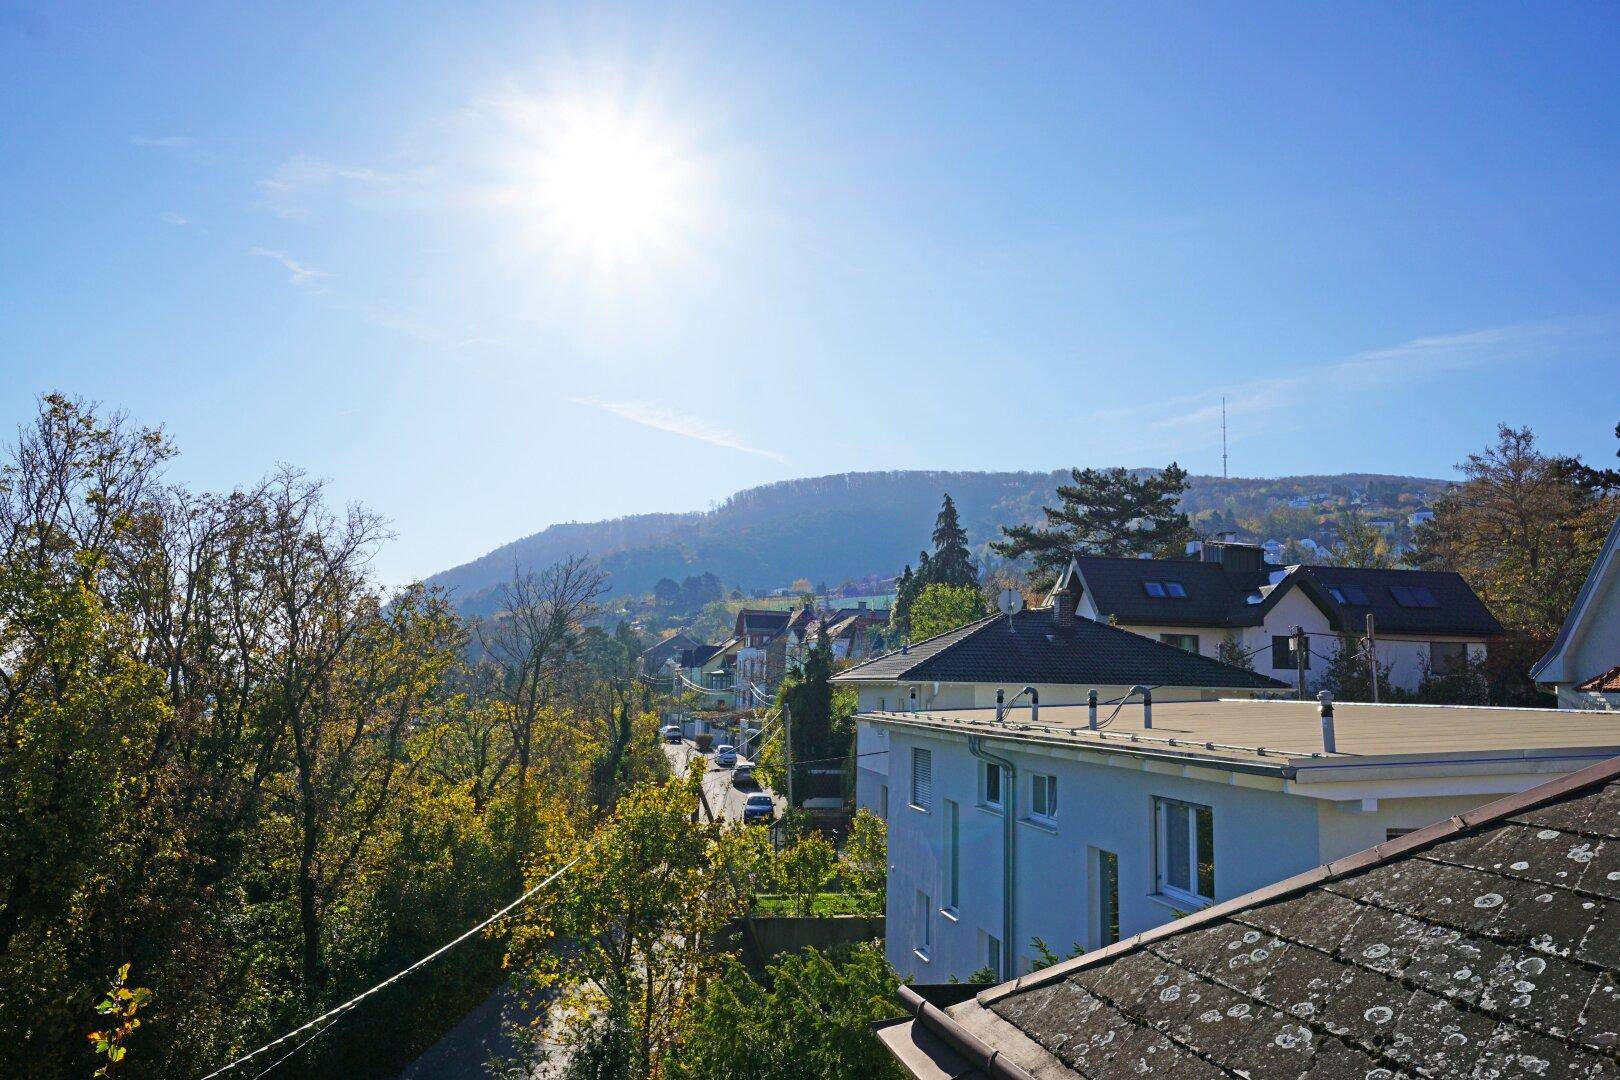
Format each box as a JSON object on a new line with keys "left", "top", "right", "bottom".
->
{"left": 197, "top": 842, "right": 597, "bottom": 1080}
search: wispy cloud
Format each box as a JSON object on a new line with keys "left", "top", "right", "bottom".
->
{"left": 570, "top": 397, "right": 787, "bottom": 463}
{"left": 131, "top": 134, "right": 194, "bottom": 149}
{"left": 159, "top": 211, "right": 191, "bottom": 227}
{"left": 257, "top": 154, "right": 415, "bottom": 220}
{"left": 249, "top": 247, "right": 331, "bottom": 289}
{"left": 1101, "top": 319, "right": 1610, "bottom": 442}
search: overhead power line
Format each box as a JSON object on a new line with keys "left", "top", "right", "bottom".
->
{"left": 197, "top": 843, "right": 596, "bottom": 1080}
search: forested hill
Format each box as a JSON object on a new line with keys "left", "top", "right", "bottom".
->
{"left": 426, "top": 469, "right": 1451, "bottom": 615}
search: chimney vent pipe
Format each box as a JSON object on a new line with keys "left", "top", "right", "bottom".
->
{"left": 1088, "top": 689, "right": 1098, "bottom": 730}
{"left": 1024, "top": 686, "right": 1039, "bottom": 724}
{"left": 1318, "top": 691, "right": 1336, "bottom": 754}
{"left": 995, "top": 688, "right": 1005, "bottom": 724}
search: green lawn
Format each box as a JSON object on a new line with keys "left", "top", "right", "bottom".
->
{"left": 750, "top": 892, "right": 880, "bottom": 917}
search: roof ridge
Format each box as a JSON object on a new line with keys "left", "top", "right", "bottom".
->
{"left": 975, "top": 751, "right": 1620, "bottom": 1008}
{"left": 831, "top": 611, "right": 1004, "bottom": 679}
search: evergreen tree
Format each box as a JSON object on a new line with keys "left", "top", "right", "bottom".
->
{"left": 926, "top": 493, "right": 978, "bottom": 588}
{"left": 992, "top": 464, "right": 1193, "bottom": 585}
{"left": 890, "top": 564, "right": 916, "bottom": 639}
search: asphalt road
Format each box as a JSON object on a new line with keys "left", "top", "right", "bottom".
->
{"left": 662, "top": 740, "right": 786, "bottom": 824}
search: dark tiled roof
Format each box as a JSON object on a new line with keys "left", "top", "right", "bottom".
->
{"left": 639, "top": 632, "right": 697, "bottom": 669}
{"left": 830, "top": 609, "right": 1286, "bottom": 691}
{"left": 1578, "top": 665, "right": 1620, "bottom": 693}
{"left": 1074, "top": 555, "right": 1504, "bottom": 637}
{"left": 916, "top": 755, "right": 1620, "bottom": 1079}
{"left": 678, "top": 643, "right": 726, "bottom": 668}
{"left": 1302, "top": 565, "right": 1504, "bottom": 636}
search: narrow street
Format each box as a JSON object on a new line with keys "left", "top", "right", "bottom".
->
{"left": 662, "top": 738, "right": 786, "bottom": 824}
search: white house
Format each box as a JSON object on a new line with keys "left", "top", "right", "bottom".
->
{"left": 1532, "top": 512, "right": 1620, "bottom": 707}
{"left": 831, "top": 583, "right": 1288, "bottom": 826}
{"left": 1069, "top": 541, "right": 1499, "bottom": 692}
{"left": 869, "top": 694, "right": 1620, "bottom": 984}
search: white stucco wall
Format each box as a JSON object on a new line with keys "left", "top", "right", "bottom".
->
{"left": 1559, "top": 556, "right": 1620, "bottom": 695}
{"left": 877, "top": 725, "right": 1519, "bottom": 984}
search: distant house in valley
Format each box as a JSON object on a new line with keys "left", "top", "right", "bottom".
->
{"left": 879, "top": 751, "right": 1620, "bottom": 1079}
{"left": 638, "top": 630, "right": 699, "bottom": 675}
{"left": 733, "top": 608, "right": 793, "bottom": 686}
{"left": 1069, "top": 541, "right": 1500, "bottom": 692}
{"left": 790, "top": 601, "right": 888, "bottom": 664}
{"left": 861, "top": 687, "right": 1620, "bottom": 987}
{"left": 1533, "top": 513, "right": 1620, "bottom": 709}
{"left": 1409, "top": 506, "right": 1436, "bottom": 527}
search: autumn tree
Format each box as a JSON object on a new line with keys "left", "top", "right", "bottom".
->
{"left": 993, "top": 464, "right": 1192, "bottom": 586}
{"left": 1408, "top": 425, "right": 1615, "bottom": 636}
{"left": 1325, "top": 507, "right": 1394, "bottom": 569}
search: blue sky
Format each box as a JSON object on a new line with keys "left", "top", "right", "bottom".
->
{"left": 4, "top": 3, "right": 1618, "bottom": 585}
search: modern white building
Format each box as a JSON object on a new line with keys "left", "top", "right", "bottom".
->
{"left": 868, "top": 695, "right": 1620, "bottom": 984}
{"left": 1533, "top": 512, "right": 1620, "bottom": 708}
{"left": 1068, "top": 541, "right": 1500, "bottom": 692}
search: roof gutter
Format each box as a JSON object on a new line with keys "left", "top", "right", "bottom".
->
{"left": 896, "top": 984, "right": 1035, "bottom": 1080}
{"left": 968, "top": 735, "right": 1017, "bottom": 981}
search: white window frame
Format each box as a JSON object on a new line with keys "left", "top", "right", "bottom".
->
{"left": 1030, "top": 773, "right": 1058, "bottom": 823}
{"left": 1153, "top": 796, "right": 1215, "bottom": 907}
{"left": 910, "top": 747, "right": 932, "bottom": 812}
{"left": 985, "top": 933, "right": 1002, "bottom": 978}
{"left": 943, "top": 799, "right": 960, "bottom": 914}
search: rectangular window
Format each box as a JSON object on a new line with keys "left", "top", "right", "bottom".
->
{"left": 1430, "top": 641, "right": 1468, "bottom": 674}
{"left": 982, "top": 761, "right": 1003, "bottom": 807}
{"left": 1391, "top": 585, "right": 1438, "bottom": 608}
{"left": 1340, "top": 584, "right": 1370, "bottom": 605}
{"left": 1327, "top": 586, "right": 1346, "bottom": 604}
{"left": 880, "top": 784, "right": 889, "bottom": 820}
{"left": 1097, "top": 849, "right": 1120, "bottom": 947}
{"left": 1143, "top": 580, "right": 1167, "bottom": 597}
{"left": 1155, "top": 797, "right": 1215, "bottom": 904}
{"left": 1159, "top": 633, "right": 1200, "bottom": 654}
{"left": 985, "top": 934, "right": 1002, "bottom": 978}
{"left": 1164, "top": 581, "right": 1187, "bottom": 598}
{"left": 1271, "top": 635, "right": 1309, "bottom": 669}
{"left": 915, "top": 890, "right": 932, "bottom": 956}
{"left": 910, "top": 748, "right": 932, "bottom": 810}
{"left": 1031, "top": 774, "right": 1058, "bottom": 820}
{"left": 944, "top": 800, "right": 960, "bottom": 911}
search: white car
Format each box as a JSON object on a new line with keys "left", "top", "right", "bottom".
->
{"left": 714, "top": 744, "right": 737, "bottom": 767}
{"left": 732, "top": 762, "right": 756, "bottom": 786}
{"left": 661, "top": 725, "right": 683, "bottom": 744}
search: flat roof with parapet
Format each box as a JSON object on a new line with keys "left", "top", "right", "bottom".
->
{"left": 860, "top": 698, "right": 1620, "bottom": 786}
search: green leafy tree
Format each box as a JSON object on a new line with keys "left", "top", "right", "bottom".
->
{"left": 776, "top": 833, "right": 837, "bottom": 916}
{"left": 666, "top": 944, "right": 903, "bottom": 1080}
{"left": 1326, "top": 508, "right": 1394, "bottom": 569}
{"left": 508, "top": 775, "right": 745, "bottom": 1080}
{"left": 1314, "top": 633, "right": 1395, "bottom": 702}
{"left": 993, "top": 464, "right": 1193, "bottom": 586}
{"left": 908, "top": 582, "right": 989, "bottom": 641}
{"left": 839, "top": 809, "right": 886, "bottom": 913}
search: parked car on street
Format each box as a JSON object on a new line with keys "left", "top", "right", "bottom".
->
{"left": 742, "top": 792, "right": 775, "bottom": 823}
{"left": 661, "top": 724, "right": 682, "bottom": 744}
{"left": 714, "top": 744, "right": 737, "bottom": 767}
{"left": 732, "top": 762, "right": 756, "bottom": 786}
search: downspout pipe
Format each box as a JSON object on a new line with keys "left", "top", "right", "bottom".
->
{"left": 968, "top": 735, "right": 1017, "bottom": 981}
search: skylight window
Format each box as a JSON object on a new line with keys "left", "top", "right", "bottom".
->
{"left": 1143, "top": 581, "right": 1166, "bottom": 597}
{"left": 1164, "top": 581, "right": 1187, "bottom": 598}
{"left": 1389, "top": 585, "right": 1438, "bottom": 608}
{"left": 1328, "top": 584, "right": 1370, "bottom": 605}
{"left": 1142, "top": 580, "right": 1187, "bottom": 599}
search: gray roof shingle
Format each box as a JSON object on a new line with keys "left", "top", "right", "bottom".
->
{"left": 830, "top": 608, "right": 1287, "bottom": 691}
{"left": 895, "top": 755, "right": 1620, "bottom": 1079}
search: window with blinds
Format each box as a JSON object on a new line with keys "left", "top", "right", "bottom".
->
{"left": 911, "top": 747, "right": 932, "bottom": 810}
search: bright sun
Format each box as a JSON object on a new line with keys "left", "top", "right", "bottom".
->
{"left": 504, "top": 99, "right": 700, "bottom": 269}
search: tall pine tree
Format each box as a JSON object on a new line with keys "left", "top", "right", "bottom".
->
{"left": 926, "top": 493, "right": 978, "bottom": 589}
{"left": 992, "top": 464, "right": 1193, "bottom": 585}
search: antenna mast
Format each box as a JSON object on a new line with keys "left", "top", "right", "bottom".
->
{"left": 1221, "top": 396, "right": 1228, "bottom": 479}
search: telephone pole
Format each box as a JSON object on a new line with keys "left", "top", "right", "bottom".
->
{"left": 1293, "top": 625, "right": 1308, "bottom": 700}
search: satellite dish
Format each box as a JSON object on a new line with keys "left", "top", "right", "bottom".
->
{"left": 998, "top": 588, "right": 1023, "bottom": 615}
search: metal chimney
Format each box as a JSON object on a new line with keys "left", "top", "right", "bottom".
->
{"left": 1024, "top": 686, "right": 1039, "bottom": 724}
{"left": 1088, "top": 689, "right": 1098, "bottom": 730}
{"left": 1318, "top": 691, "right": 1337, "bottom": 754}
{"left": 995, "top": 688, "right": 1005, "bottom": 724}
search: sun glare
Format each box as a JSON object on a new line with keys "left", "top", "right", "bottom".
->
{"left": 499, "top": 98, "right": 702, "bottom": 271}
